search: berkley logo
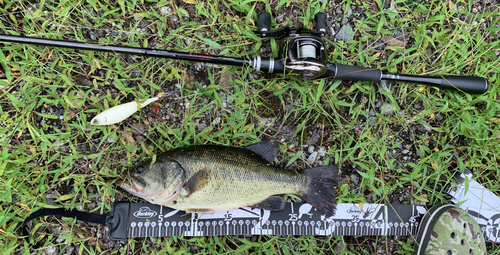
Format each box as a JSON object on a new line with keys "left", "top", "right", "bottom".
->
{"left": 133, "top": 207, "right": 158, "bottom": 218}
{"left": 346, "top": 205, "right": 362, "bottom": 215}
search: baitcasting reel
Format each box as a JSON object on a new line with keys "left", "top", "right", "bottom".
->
{"left": 253, "top": 12, "right": 329, "bottom": 80}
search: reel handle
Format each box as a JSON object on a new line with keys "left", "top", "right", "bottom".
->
{"left": 257, "top": 13, "right": 272, "bottom": 36}
{"left": 314, "top": 12, "right": 327, "bottom": 36}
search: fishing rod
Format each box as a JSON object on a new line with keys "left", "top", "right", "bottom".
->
{"left": 0, "top": 12, "right": 489, "bottom": 94}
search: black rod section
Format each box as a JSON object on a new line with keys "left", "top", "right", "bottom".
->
{"left": 0, "top": 34, "right": 250, "bottom": 67}
{"left": 381, "top": 73, "right": 489, "bottom": 94}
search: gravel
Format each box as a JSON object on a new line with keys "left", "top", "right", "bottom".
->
{"left": 307, "top": 151, "right": 318, "bottom": 164}
{"left": 161, "top": 6, "right": 172, "bottom": 15}
{"left": 335, "top": 23, "right": 354, "bottom": 41}
{"left": 381, "top": 102, "right": 397, "bottom": 115}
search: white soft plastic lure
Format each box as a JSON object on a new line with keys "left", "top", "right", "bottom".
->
{"left": 90, "top": 97, "right": 159, "bottom": 125}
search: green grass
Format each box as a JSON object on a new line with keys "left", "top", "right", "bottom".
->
{"left": 0, "top": 0, "right": 499, "bottom": 254}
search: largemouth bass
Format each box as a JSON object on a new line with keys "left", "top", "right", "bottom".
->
{"left": 120, "top": 141, "right": 339, "bottom": 216}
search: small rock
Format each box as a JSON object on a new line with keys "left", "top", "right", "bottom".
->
{"left": 46, "top": 190, "right": 61, "bottom": 199}
{"left": 380, "top": 0, "right": 390, "bottom": 9}
{"left": 415, "top": 121, "right": 432, "bottom": 133}
{"left": 63, "top": 245, "right": 75, "bottom": 255}
{"left": 197, "top": 124, "right": 207, "bottom": 132}
{"left": 211, "top": 117, "right": 220, "bottom": 125}
{"left": 380, "top": 80, "right": 392, "bottom": 93}
{"left": 45, "top": 246, "right": 58, "bottom": 255}
{"left": 333, "top": 243, "right": 344, "bottom": 254}
{"left": 396, "top": 142, "right": 403, "bottom": 149}
{"left": 350, "top": 173, "right": 359, "bottom": 185}
{"left": 318, "top": 147, "right": 327, "bottom": 157}
{"left": 402, "top": 149, "right": 410, "bottom": 154}
{"left": 398, "top": 110, "right": 407, "bottom": 117}
{"left": 361, "top": 96, "right": 368, "bottom": 104}
{"left": 257, "top": 118, "right": 274, "bottom": 128}
{"left": 421, "top": 123, "right": 432, "bottom": 132}
{"left": 329, "top": 27, "right": 335, "bottom": 36}
{"left": 375, "top": 100, "right": 383, "bottom": 108}
{"left": 308, "top": 146, "right": 315, "bottom": 154}
{"left": 381, "top": 102, "right": 397, "bottom": 115}
{"left": 161, "top": 6, "right": 172, "bottom": 15}
{"left": 369, "top": 109, "right": 376, "bottom": 117}
{"left": 107, "top": 137, "right": 115, "bottom": 143}
{"left": 194, "top": 63, "right": 203, "bottom": 72}
{"left": 56, "top": 229, "right": 70, "bottom": 243}
{"left": 335, "top": 24, "right": 354, "bottom": 41}
{"left": 307, "top": 152, "right": 318, "bottom": 164}
{"left": 276, "top": 14, "right": 284, "bottom": 23}
{"left": 306, "top": 133, "right": 320, "bottom": 145}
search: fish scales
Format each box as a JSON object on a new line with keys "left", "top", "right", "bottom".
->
{"left": 120, "top": 143, "right": 338, "bottom": 216}
{"left": 161, "top": 146, "right": 305, "bottom": 212}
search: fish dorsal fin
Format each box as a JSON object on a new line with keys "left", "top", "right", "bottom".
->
{"left": 243, "top": 140, "right": 278, "bottom": 163}
{"left": 183, "top": 167, "right": 211, "bottom": 197}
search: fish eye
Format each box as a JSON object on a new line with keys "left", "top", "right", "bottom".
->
{"left": 137, "top": 166, "right": 145, "bottom": 173}
{"left": 92, "top": 119, "right": 99, "bottom": 124}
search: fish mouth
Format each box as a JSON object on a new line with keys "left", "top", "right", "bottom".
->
{"left": 130, "top": 175, "right": 146, "bottom": 192}
{"left": 118, "top": 175, "right": 146, "bottom": 194}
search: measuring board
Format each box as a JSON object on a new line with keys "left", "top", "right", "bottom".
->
{"left": 106, "top": 202, "right": 426, "bottom": 239}
{"left": 23, "top": 169, "right": 500, "bottom": 242}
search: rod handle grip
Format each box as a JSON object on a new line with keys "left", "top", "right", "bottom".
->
{"left": 438, "top": 76, "right": 489, "bottom": 94}
{"left": 333, "top": 64, "right": 382, "bottom": 82}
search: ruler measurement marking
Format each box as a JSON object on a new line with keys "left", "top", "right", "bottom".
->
{"left": 126, "top": 203, "right": 427, "bottom": 238}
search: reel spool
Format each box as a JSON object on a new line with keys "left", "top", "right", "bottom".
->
{"left": 257, "top": 12, "right": 329, "bottom": 80}
{"left": 280, "top": 35, "right": 327, "bottom": 80}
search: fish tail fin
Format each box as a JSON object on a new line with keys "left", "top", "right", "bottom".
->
{"left": 301, "top": 165, "right": 339, "bottom": 217}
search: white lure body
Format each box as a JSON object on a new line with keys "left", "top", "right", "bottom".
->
{"left": 90, "top": 97, "right": 159, "bottom": 125}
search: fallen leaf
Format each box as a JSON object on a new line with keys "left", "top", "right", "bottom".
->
{"left": 218, "top": 70, "right": 234, "bottom": 89}
{"left": 431, "top": 161, "right": 438, "bottom": 170}
{"left": 88, "top": 237, "right": 97, "bottom": 246}
{"left": 125, "top": 132, "right": 135, "bottom": 144}
{"left": 46, "top": 190, "right": 62, "bottom": 199}
{"left": 381, "top": 35, "right": 406, "bottom": 47}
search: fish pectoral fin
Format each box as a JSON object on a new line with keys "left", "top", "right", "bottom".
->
{"left": 250, "top": 196, "right": 286, "bottom": 211}
{"left": 183, "top": 167, "right": 210, "bottom": 197}
{"left": 243, "top": 140, "right": 278, "bottom": 164}
{"left": 185, "top": 208, "right": 215, "bottom": 214}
